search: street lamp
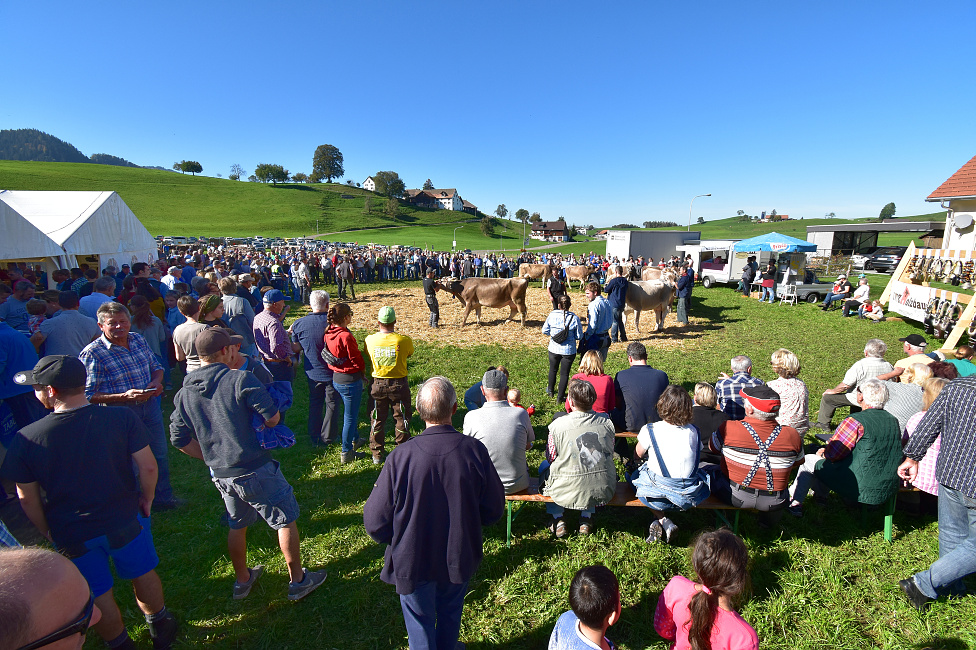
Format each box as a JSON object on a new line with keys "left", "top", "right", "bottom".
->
{"left": 453, "top": 225, "right": 464, "bottom": 251}
{"left": 688, "top": 193, "right": 712, "bottom": 231}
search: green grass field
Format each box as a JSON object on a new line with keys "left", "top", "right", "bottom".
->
{"left": 87, "top": 279, "right": 973, "bottom": 650}
{"left": 0, "top": 161, "right": 946, "bottom": 255}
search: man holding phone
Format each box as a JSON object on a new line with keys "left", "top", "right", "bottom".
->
{"left": 79, "top": 301, "right": 182, "bottom": 511}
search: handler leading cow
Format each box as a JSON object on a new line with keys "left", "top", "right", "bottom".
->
{"left": 443, "top": 278, "right": 529, "bottom": 327}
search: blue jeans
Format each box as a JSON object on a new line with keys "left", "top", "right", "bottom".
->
{"left": 126, "top": 397, "right": 174, "bottom": 503}
{"left": 307, "top": 377, "right": 339, "bottom": 446}
{"left": 399, "top": 579, "right": 468, "bottom": 650}
{"left": 913, "top": 484, "right": 976, "bottom": 599}
{"left": 333, "top": 378, "right": 364, "bottom": 453}
{"left": 822, "top": 293, "right": 845, "bottom": 308}
{"left": 610, "top": 306, "right": 627, "bottom": 342}
{"left": 761, "top": 286, "right": 776, "bottom": 302}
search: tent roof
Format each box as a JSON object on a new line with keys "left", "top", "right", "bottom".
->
{"left": 732, "top": 232, "right": 816, "bottom": 253}
{"left": 1, "top": 191, "right": 115, "bottom": 245}
{"left": 0, "top": 190, "right": 157, "bottom": 262}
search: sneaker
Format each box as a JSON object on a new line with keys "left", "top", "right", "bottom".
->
{"left": 233, "top": 565, "right": 265, "bottom": 600}
{"left": 287, "top": 568, "right": 327, "bottom": 601}
{"left": 646, "top": 520, "right": 664, "bottom": 543}
{"left": 578, "top": 520, "right": 592, "bottom": 535}
{"left": 661, "top": 517, "right": 678, "bottom": 543}
{"left": 147, "top": 611, "right": 179, "bottom": 650}
{"left": 340, "top": 451, "right": 367, "bottom": 464}
{"left": 899, "top": 577, "right": 933, "bottom": 612}
{"left": 788, "top": 503, "right": 803, "bottom": 518}
{"left": 549, "top": 519, "right": 568, "bottom": 539}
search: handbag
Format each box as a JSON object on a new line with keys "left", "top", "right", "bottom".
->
{"left": 550, "top": 310, "right": 570, "bottom": 344}
{"left": 320, "top": 344, "right": 348, "bottom": 368}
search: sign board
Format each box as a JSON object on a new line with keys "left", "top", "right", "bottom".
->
{"left": 888, "top": 280, "right": 934, "bottom": 322}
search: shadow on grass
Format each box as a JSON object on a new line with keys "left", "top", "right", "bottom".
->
{"left": 275, "top": 184, "right": 316, "bottom": 191}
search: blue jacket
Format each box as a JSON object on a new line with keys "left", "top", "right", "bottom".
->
{"left": 676, "top": 274, "right": 693, "bottom": 299}
{"left": 363, "top": 424, "right": 505, "bottom": 594}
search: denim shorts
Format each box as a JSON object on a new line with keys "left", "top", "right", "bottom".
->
{"left": 212, "top": 460, "right": 299, "bottom": 530}
{"left": 69, "top": 515, "right": 159, "bottom": 597}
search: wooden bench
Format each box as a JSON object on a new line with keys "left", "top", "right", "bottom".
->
{"left": 503, "top": 479, "right": 912, "bottom": 547}
{"left": 503, "top": 478, "right": 738, "bottom": 547}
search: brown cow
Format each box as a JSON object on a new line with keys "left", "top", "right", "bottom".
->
{"left": 622, "top": 280, "right": 675, "bottom": 333}
{"left": 443, "top": 277, "right": 529, "bottom": 326}
{"left": 641, "top": 267, "right": 678, "bottom": 283}
{"left": 565, "top": 265, "right": 596, "bottom": 290}
{"left": 518, "top": 263, "right": 554, "bottom": 282}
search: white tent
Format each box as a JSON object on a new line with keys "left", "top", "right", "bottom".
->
{"left": 0, "top": 190, "right": 158, "bottom": 275}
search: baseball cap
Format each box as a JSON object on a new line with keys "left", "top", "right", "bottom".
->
{"left": 837, "top": 273, "right": 847, "bottom": 279}
{"left": 195, "top": 327, "right": 244, "bottom": 357}
{"left": 263, "top": 289, "right": 286, "bottom": 304}
{"left": 14, "top": 355, "right": 87, "bottom": 389}
{"left": 378, "top": 306, "right": 396, "bottom": 324}
{"left": 482, "top": 369, "right": 508, "bottom": 391}
{"left": 739, "top": 385, "right": 781, "bottom": 413}
{"left": 899, "top": 334, "right": 927, "bottom": 347}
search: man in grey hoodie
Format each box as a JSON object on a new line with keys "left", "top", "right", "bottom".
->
{"left": 169, "top": 327, "right": 326, "bottom": 602}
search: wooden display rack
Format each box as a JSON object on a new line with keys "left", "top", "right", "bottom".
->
{"left": 879, "top": 242, "right": 976, "bottom": 350}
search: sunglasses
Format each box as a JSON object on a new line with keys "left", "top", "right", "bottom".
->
{"left": 17, "top": 592, "right": 94, "bottom": 650}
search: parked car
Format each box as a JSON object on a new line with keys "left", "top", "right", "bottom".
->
{"left": 864, "top": 246, "right": 908, "bottom": 273}
{"left": 850, "top": 247, "right": 879, "bottom": 269}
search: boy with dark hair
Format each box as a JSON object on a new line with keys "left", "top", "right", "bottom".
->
{"left": 549, "top": 565, "right": 621, "bottom": 650}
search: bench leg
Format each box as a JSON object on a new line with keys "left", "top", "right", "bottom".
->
{"left": 713, "top": 509, "right": 740, "bottom": 534}
{"left": 507, "top": 501, "right": 513, "bottom": 548}
{"left": 883, "top": 493, "right": 897, "bottom": 543}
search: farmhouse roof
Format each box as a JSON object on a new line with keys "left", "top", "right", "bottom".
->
{"left": 461, "top": 199, "right": 478, "bottom": 210}
{"left": 927, "top": 154, "right": 976, "bottom": 201}
{"left": 532, "top": 219, "right": 568, "bottom": 232}
{"left": 405, "top": 188, "right": 458, "bottom": 199}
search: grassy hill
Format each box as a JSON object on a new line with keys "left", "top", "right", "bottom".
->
{"left": 0, "top": 161, "right": 946, "bottom": 251}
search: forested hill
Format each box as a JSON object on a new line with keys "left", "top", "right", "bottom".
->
{"left": 0, "top": 128, "right": 142, "bottom": 168}
{"left": 0, "top": 128, "right": 89, "bottom": 163}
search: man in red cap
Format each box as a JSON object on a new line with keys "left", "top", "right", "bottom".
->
{"left": 711, "top": 385, "right": 803, "bottom": 523}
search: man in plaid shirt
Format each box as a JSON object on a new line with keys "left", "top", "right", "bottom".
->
{"left": 715, "top": 355, "right": 764, "bottom": 420}
{"left": 79, "top": 301, "right": 181, "bottom": 511}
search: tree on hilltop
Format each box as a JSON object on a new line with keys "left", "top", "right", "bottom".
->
{"left": 515, "top": 208, "right": 529, "bottom": 224}
{"left": 697, "top": 216, "right": 705, "bottom": 224}
{"left": 173, "top": 160, "right": 202, "bottom": 175}
{"left": 292, "top": 172, "right": 309, "bottom": 183}
{"left": 494, "top": 204, "right": 508, "bottom": 220}
{"left": 229, "top": 163, "right": 245, "bottom": 181}
{"left": 254, "top": 163, "right": 289, "bottom": 185}
{"left": 373, "top": 171, "right": 405, "bottom": 198}
{"left": 385, "top": 196, "right": 400, "bottom": 222}
{"left": 879, "top": 202, "right": 896, "bottom": 221}
{"left": 530, "top": 212, "right": 542, "bottom": 223}
{"left": 423, "top": 179, "right": 435, "bottom": 190}
{"left": 311, "top": 144, "right": 344, "bottom": 183}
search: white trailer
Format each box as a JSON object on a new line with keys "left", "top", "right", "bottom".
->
{"left": 605, "top": 230, "right": 702, "bottom": 263}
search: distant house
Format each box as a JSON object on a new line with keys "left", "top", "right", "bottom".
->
{"left": 531, "top": 219, "right": 570, "bottom": 242}
{"left": 363, "top": 176, "right": 376, "bottom": 192}
{"left": 926, "top": 153, "right": 976, "bottom": 252}
{"left": 592, "top": 230, "right": 609, "bottom": 240}
{"left": 403, "top": 188, "right": 464, "bottom": 211}
{"left": 461, "top": 199, "right": 478, "bottom": 215}
{"left": 576, "top": 227, "right": 588, "bottom": 236}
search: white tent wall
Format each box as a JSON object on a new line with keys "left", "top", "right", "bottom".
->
{"left": 0, "top": 190, "right": 157, "bottom": 282}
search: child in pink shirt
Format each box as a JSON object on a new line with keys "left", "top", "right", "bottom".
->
{"left": 654, "top": 530, "right": 758, "bottom": 650}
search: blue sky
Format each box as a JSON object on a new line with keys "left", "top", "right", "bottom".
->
{"left": 4, "top": 1, "right": 974, "bottom": 227}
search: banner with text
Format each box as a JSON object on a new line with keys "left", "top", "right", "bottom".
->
{"left": 888, "top": 280, "right": 934, "bottom": 323}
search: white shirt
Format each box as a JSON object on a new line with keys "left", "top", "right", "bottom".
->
{"left": 852, "top": 284, "right": 870, "bottom": 302}
{"left": 636, "top": 421, "right": 701, "bottom": 479}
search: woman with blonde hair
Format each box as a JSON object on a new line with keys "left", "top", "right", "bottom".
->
{"left": 564, "top": 350, "right": 615, "bottom": 414}
{"left": 767, "top": 348, "right": 809, "bottom": 435}
{"left": 693, "top": 382, "right": 729, "bottom": 459}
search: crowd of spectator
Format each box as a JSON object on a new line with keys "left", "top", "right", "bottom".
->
{"left": 2, "top": 249, "right": 976, "bottom": 649}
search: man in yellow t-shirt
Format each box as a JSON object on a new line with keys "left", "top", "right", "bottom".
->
{"left": 365, "top": 306, "right": 415, "bottom": 463}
